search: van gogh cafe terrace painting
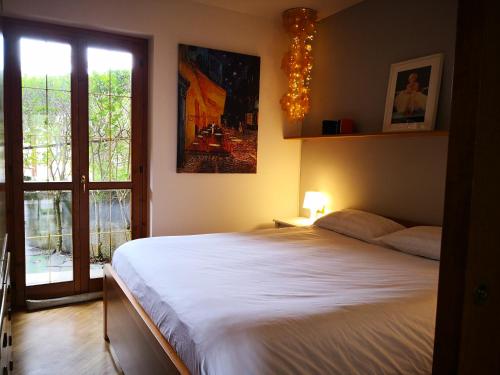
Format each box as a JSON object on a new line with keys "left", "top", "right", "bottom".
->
{"left": 177, "top": 44, "right": 260, "bottom": 174}
{"left": 180, "top": 114, "right": 258, "bottom": 173}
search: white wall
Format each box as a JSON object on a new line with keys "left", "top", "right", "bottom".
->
{"left": 5, "top": 0, "right": 302, "bottom": 235}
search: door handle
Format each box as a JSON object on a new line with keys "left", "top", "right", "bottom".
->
{"left": 81, "top": 175, "right": 87, "bottom": 193}
{"left": 473, "top": 283, "right": 489, "bottom": 305}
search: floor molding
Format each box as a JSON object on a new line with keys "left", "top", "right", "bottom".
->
{"left": 26, "top": 291, "right": 103, "bottom": 311}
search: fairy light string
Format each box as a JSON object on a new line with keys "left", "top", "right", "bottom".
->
{"left": 280, "top": 8, "right": 318, "bottom": 121}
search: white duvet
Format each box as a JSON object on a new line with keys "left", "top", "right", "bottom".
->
{"left": 112, "top": 226, "right": 439, "bottom": 375}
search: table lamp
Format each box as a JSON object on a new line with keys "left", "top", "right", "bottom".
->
{"left": 303, "top": 191, "right": 326, "bottom": 220}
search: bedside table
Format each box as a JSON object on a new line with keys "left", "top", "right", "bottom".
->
{"left": 273, "top": 217, "right": 315, "bottom": 228}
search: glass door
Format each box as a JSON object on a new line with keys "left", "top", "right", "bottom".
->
{"left": 20, "top": 37, "right": 78, "bottom": 293}
{"left": 86, "top": 47, "right": 133, "bottom": 283}
{"left": 5, "top": 19, "right": 148, "bottom": 302}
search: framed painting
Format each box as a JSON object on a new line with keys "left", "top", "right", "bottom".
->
{"left": 177, "top": 44, "right": 260, "bottom": 173}
{"left": 383, "top": 53, "right": 444, "bottom": 132}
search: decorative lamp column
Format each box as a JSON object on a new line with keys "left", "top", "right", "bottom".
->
{"left": 280, "top": 7, "right": 318, "bottom": 123}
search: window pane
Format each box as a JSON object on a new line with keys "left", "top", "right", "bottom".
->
{"left": 111, "top": 96, "right": 131, "bottom": 138}
{"left": 21, "top": 38, "right": 71, "bottom": 91}
{"left": 21, "top": 39, "right": 47, "bottom": 90}
{"left": 88, "top": 47, "right": 132, "bottom": 182}
{"left": 88, "top": 47, "right": 132, "bottom": 96}
{"left": 46, "top": 42, "right": 71, "bottom": 91}
{"left": 114, "top": 140, "right": 131, "bottom": 181}
{"left": 47, "top": 90, "right": 72, "bottom": 180}
{"left": 25, "top": 191, "right": 73, "bottom": 286}
{"left": 21, "top": 38, "right": 72, "bottom": 182}
{"left": 110, "top": 67, "right": 131, "bottom": 97}
{"left": 89, "top": 189, "right": 131, "bottom": 279}
{"left": 22, "top": 87, "right": 46, "bottom": 129}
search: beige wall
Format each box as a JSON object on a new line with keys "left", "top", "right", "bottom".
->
{"left": 299, "top": 137, "right": 448, "bottom": 225}
{"left": 299, "top": 0, "right": 457, "bottom": 224}
{"left": 4, "top": 0, "right": 302, "bottom": 235}
{"left": 303, "top": 0, "right": 458, "bottom": 136}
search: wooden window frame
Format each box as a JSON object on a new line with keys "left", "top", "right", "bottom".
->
{"left": 2, "top": 17, "right": 149, "bottom": 306}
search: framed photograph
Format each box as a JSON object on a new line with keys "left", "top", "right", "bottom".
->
{"left": 383, "top": 53, "right": 443, "bottom": 132}
{"left": 177, "top": 44, "right": 260, "bottom": 173}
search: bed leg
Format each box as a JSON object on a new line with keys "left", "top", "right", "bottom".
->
{"left": 104, "top": 268, "right": 109, "bottom": 341}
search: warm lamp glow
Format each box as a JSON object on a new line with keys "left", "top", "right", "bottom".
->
{"left": 280, "top": 7, "right": 318, "bottom": 122}
{"left": 303, "top": 191, "right": 327, "bottom": 219}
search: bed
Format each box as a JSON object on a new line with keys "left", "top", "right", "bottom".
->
{"left": 104, "top": 222, "right": 439, "bottom": 375}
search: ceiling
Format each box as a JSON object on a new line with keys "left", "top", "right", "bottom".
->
{"left": 188, "top": 0, "right": 364, "bottom": 21}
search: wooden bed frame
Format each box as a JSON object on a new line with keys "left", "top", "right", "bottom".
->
{"left": 103, "top": 218, "right": 422, "bottom": 374}
{"left": 103, "top": 264, "right": 190, "bottom": 375}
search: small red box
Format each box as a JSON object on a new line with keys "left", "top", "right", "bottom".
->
{"left": 339, "top": 119, "right": 354, "bottom": 134}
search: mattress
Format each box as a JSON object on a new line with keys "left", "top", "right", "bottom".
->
{"left": 112, "top": 226, "right": 439, "bottom": 375}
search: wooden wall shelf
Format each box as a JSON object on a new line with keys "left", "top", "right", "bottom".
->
{"left": 284, "top": 130, "right": 449, "bottom": 140}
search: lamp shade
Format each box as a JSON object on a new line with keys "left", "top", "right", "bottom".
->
{"left": 303, "top": 191, "right": 326, "bottom": 211}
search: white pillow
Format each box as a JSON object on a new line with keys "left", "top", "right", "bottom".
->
{"left": 376, "top": 226, "right": 442, "bottom": 260}
{"left": 314, "top": 209, "right": 405, "bottom": 242}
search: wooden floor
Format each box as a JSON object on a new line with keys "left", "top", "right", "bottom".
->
{"left": 13, "top": 300, "right": 121, "bottom": 375}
